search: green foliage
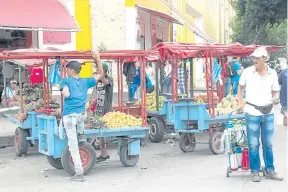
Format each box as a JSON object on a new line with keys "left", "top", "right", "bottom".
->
{"left": 231, "top": 0, "right": 287, "bottom": 58}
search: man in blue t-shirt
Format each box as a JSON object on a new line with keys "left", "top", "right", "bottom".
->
{"left": 129, "top": 62, "right": 154, "bottom": 101}
{"left": 231, "top": 57, "right": 243, "bottom": 95}
{"left": 60, "top": 51, "right": 103, "bottom": 182}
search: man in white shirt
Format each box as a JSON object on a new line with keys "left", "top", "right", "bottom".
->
{"left": 237, "top": 47, "right": 283, "bottom": 182}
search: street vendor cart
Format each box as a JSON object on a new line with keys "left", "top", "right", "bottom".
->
{"left": 143, "top": 42, "right": 283, "bottom": 154}
{"left": 0, "top": 49, "right": 149, "bottom": 175}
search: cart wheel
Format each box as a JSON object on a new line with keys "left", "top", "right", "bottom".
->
{"left": 148, "top": 117, "right": 165, "bottom": 143}
{"left": 262, "top": 167, "right": 266, "bottom": 176}
{"left": 47, "top": 156, "right": 63, "bottom": 169}
{"left": 88, "top": 138, "right": 100, "bottom": 150}
{"left": 61, "top": 142, "right": 96, "bottom": 176}
{"left": 119, "top": 144, "right": 139, "bottom": 167}
{"left": 14, "top": 127, "right": 29, "bottom": 157}
{"left": 226, "top": 167, "right": 230, "bottom": 177}
{"left": 209, "top": 131, "right": 224, "bottom": 155}
{"left": 179, "top": 133, "right": 196, "bottom": 153}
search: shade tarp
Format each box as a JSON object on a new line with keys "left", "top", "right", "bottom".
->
{"left": 151, "top": 42, "right": 285, "bottom": 61}
{"left": 0, "top": 0, "right": 79, "bottom": 31}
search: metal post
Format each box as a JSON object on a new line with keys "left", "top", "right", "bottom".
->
{"left": 3, "top": 62, "right": 7, "bottom": 108}
{"left": 60, "top": 58, "right": 64, "bottom": 115}
{"left": 139, "top": 57, "right": 147, "bottom": 125}
{"left": 159, "top": 59, "right": 164, "bottom": 94}
{"left": 18, "top": 67, "right": 23, "bottom": 113}
{"left": 155, "top": 61, "right": 159, "bottom": 111}
{"left": 209, "top": 51, "right": 215, "bottom": 117}
{"left": 117, "top": 59, "right": 121, "bottom": 108}
{"left": 184, "top": 59, "right": 188, "bottom": 96}
{"left": 189, "top": 58, "right": 194, "bottom": 98}
{"left": 120, "top": 60, "right": 124, "bottom": 112}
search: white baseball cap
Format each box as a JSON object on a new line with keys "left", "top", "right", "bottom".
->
{"left": 250, "top": 47, "right": 270, "bottom": 61}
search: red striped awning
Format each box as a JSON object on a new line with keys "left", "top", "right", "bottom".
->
{"left": 0, "top": 0, "right": 79, "bottom": 31}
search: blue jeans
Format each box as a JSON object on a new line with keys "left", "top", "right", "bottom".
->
{"left": 224, "top": 77, "right": 231, "bottom": 96}
{"left": 232, "top": 80, "right": 239, "bottom": 96}
{"left": 129, "top": 84, "right": 139, "bottom": 101}
{"left": 162, "top": 77, "right": 171, "bottom": 94}
{"left": 246, "top": 113, "right": 275, "bottom": 173}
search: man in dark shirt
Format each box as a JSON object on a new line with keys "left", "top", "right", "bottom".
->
{"left": 91, "top": 62, "right": 113, "bottom": 162}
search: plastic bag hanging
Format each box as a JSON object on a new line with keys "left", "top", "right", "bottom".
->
{"left": 48, "top": 60, "right": 60, "bottom": 85}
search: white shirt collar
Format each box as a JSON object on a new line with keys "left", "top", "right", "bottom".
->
{"left": 251, "top": 65, "right": 272, "bottom": 74}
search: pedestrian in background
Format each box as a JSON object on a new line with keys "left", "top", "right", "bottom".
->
{"left": 222, "top": 58, "right": 231, "bottom": 96}
{"left": 231, "top": 57, "right": 243, "bottom": 95}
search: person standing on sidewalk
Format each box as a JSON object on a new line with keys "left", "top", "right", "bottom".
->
{"left": 222, "top": 58, "right": 231, "bottom": 97}
{"left": 60, "top": 50, "right": 103, "bottom": 182}
{"left": 237, "top": 47, "right": 283, "bottom": 182}
{"left": 231, "top": 57, "right": 243, "bottom": 95}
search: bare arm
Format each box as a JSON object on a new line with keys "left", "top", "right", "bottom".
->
{"left": 237, "top": 67, "right": 244, "bottom": 75}
{"left": 92, "top": 50, "right": 103, "bottom": 81}
{"left": 62, "top": 87, "right": 70, "bottom": 98}
{"left": 237, "top": 85, "right": 245, "bottom": 108}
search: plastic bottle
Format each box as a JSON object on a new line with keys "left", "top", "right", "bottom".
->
{"left": 235, "top": 147, "right": 242, "bottom": 168}
{"left": 230, "top": 153, "right": 238, "bottom": 171}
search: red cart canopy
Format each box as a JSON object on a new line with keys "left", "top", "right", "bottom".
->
{"left": 150, "top": 42, "right": 285, "bottom": 61}
{"left": 0, "top": 0, "right": 79, "bottom": 31}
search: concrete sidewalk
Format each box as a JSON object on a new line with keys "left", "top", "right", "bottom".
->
{"left": 0, "top": 117, "right": 17, "bottom": 147}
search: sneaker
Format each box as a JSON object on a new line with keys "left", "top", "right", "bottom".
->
{"left": 265, "top": 171, "right": 283, "bottom": 181}
{"left": 70, "top": 174, "right": 84, "bottom": 182}
{"left": 252, "top": 172, "right": 261, "bottom": 182}
{"left": 97, "top": 155, "right": 110, "bottom": 162}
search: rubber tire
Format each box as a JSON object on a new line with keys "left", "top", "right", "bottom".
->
{"left": 14, "top": 127, "right": 29, "bottom": 157}
{"left": 61, "top": 142, "right": 96, "bottom": 176}
{"left": 209, "top": 131, "right": 224, "bottom": 155}
{"left": 226, "top": 167, "right": 230, "bottom": 177}
{"left": 119, "top": 144, "right": 139, "bottom": 167}
{"left": 47, "top": 156, "right": 63, "bottom": 169}
{"left": 179, "top": 133, "right": 196, "bottom": 153}
{"left": 148, "top": 117, "right": 165, "bottom": 143}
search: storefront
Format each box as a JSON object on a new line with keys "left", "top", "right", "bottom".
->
{"left": 0, "top": 0, "right": 79, "bottom": 100}
{"left": 126, "top": 3, "right": 183, "bottom": 50}
{"left": 0, "top": 0, "right": 79, "bottom": 50}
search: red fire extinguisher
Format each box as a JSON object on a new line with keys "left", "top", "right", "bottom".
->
{"left": 242, "top": 148, "right": 250, "bottom": 171}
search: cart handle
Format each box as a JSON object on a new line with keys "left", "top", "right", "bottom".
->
{"left": 225, "top": 109, "right": 243, "bottom": 127}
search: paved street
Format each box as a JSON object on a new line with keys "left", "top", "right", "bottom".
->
{"left": 0, "top": 119, "right": 287, "bottom": 192}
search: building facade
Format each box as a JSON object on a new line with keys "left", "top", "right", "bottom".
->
{"left": 34, "top": 0, "right": 234, "bottom": 88}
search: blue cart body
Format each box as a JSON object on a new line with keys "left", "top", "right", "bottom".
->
{"left": 147, "top": 99, "right": 245, "bottom": 154}
{"left": 149, "top": 99, "right": 245, "bottom": 133}
{"left": 4, "top": 112, "right": 40, "bottom": 145}
{"left": 37, "top": 114, "right": 149, "bottom": 159}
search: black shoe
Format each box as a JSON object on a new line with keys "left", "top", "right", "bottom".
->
{"left": 97, "top": 155, "right": 110, "bottom": 162}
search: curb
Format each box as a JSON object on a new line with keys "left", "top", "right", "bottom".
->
{"left": 0, "top": 135, "right": 14, "bottom": 148}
